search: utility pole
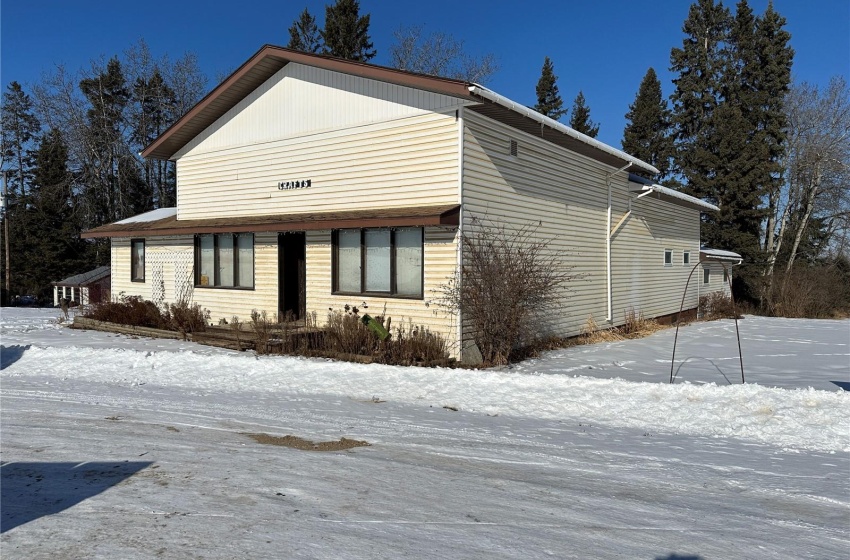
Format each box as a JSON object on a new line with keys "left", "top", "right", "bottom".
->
{"left": 2, "top": 170, "right": 9, "bottom": 305}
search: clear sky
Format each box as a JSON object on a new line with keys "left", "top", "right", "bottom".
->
{"left": 1, "top": 0, "right": 848, "bottom": 149}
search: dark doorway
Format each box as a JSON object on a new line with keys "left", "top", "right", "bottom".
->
{"left": 279, "top": 232, "right": 306, "bottom": 322}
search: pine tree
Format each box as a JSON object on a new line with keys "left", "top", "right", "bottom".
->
{"left": 79, "top": 57, "right": 138, "bottom": 224}
{"left": 288, "top": 8, "right": 323, "bottom": 53}
{"left": 533, "top": 57, "right": 566, "bottom": 120}
{"left": 622, "top": 68, "right": 674, "bottom": 181}
{"left": 669, "top": 0, "right": 731, "bottom": 201}
{"left": 321, "top": 0, "right": 376, "bottom": 62}
{"left": 569, "top": 91, "right": 599, "bottom": 137}
{"left": 21, "top": 129, "right": 90, "bottom": 300}
{"left": 1, "top": 82, "right": 41, "bottom": 199}
{"left": 131, "top": 68, "right": 177, "bottom": 207}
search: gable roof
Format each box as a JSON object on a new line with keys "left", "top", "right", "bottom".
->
{"left": 141, "top": 45, "right": 659, "bottom": 177}
{"left": 53, "top": 266, "right": 111, "bottom": 287}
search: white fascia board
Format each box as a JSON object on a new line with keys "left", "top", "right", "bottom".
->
{"left": 628, "top": 183, "right": 720, "bottom": 212}
{"left": 467, "top": 85, "right": 659, "bottom": 177}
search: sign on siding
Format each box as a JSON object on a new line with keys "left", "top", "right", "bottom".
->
{"left": 278, "top": 179, "right": 312, "bottom": 190}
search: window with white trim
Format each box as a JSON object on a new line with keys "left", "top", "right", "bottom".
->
{"left": 664, "top": 249, "right": 673, "bottom": 267}
{"left": 704, "top": 268, "right": 710, "bottom": 284}
{"left": 195, "top": 233, "right": 254, "bottom": 289}
{"left": 333, "top": 227, "right": 423, "bottom": 298}
{"left": 683, "top": 251, "right": 690, "bottom": 266}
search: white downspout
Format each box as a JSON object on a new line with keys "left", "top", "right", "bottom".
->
{"left": 606, "top": 163, "right": 632, "bottom": 323}
{"left": 455, "top": 106, "right": 465, "bottom": 360}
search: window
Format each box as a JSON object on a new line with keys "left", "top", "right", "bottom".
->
{"left": 195, "top": 233, "right": 254, "bottom": 289}
{"left": 664, "top": 249, "right": 673, "bottom": 267}
{"left": 723, "top": 269, "right": 729, "bottom": 283}
{"left": 704, "top": 268, "right": 710, "bottom": 284}
{"left": 683, "top": 251, "right": 690, "bottom": 266}
{"left": 333, "top": 227, "right": 423, "bottom": 298}
{"left": 131, "top": 239, "right": 145, "bottom": 282}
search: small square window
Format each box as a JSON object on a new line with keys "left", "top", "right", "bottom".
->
{"left": 131, "top": 239, "right": 145, "bottom": 282}
{"left": 664, "top": 249, "right": 672, "bottom": 267}
{"left": 683, "top": 251, "right": 690, "bottom": 265}
{"left": 704, "top": 268, "right": 710, "bottom": 284}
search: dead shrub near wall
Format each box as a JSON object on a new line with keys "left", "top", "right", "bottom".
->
{"left": 440, "top": 218, "right": 575, "bottom": 366}
{"left": 84, "top": 295, "right": 166, "bottom": 329}
{"left": 163, "top": 300, "right": 210, "bottom": 337}
{"left": 579, "top": 309, "right": 663, "bottom": 344}
{"left": 699, "top": 292, "right": 740, "bottom": 320}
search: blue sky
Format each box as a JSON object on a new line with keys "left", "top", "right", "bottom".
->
{"left": 2, "top": 0, "right": 848, "bottom": 148}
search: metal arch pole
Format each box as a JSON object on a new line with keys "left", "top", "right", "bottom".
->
{"left": 721, "top": 261, "right": 745, "bottom": 384}
{"left": 670, "top": 262, "right": 701, "bottom": 383}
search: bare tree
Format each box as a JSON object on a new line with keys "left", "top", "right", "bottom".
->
{"left": 389, "top": 26, "right": 499, "bottom": 84}
{"left": 764, "top": 77, "right": 850, "bottom": 287}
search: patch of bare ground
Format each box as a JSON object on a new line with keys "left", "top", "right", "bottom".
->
{"left": 242, "top": 433, "right": 370, "bottom": 451}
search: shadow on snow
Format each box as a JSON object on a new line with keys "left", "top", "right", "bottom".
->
{"left": 1, "top": 461, "right": 153, "bottom": 532}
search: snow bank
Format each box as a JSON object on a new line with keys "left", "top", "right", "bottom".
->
{"left": 6, "top": 342, "right": 848, "bottom": 453}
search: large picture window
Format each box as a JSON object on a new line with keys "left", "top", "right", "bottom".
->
{"left": 332, "top": 227, "right": 423, "bottom": 298}
{"left": 131, "top": 239, "right": 145, "bottom": 282}
{"left": 195, "top": 233, "right": 254, "bottom": 289}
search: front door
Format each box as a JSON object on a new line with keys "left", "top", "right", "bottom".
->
{"left": 278, "top": 232, "right": 306, "bottom": 322}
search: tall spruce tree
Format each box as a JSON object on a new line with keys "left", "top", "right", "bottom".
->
{"left": 533, "top": 57, "right": 566, "bottom": 120}
{"left": 622, "top": 68, "right": 674, "bottom": 181}
{"left": 569, "top": 91, "right": 599, "bottom": 137}
{"left": 288, "top": 8, "right": 323, "bottom": 53}
{"left": 669, "top": 0, "right": 731, "bottom": 202}
{"left": 22, "top": 129, "right": 90, "bottom": 300}
{"left": 1, "top": 82, "right": 41, "bottom": 199}
{"left": 322, "top": 0, "right": 376, "bottom": 61}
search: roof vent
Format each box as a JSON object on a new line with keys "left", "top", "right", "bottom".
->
{"left": 509, "top": 139, "right": 518, "bottom": 157}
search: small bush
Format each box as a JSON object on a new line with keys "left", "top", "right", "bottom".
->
{"left": 84, "top": 295, "right": 166, "bottom": 329}
{"left": 384, "top": 319, "right": 450, "bottom": 365}
{"left": 163, "top": 300, "right": 210, "bottom": 337}
{"left": 699, "top": 292, "right": 740, "bottom": 320}
{"left": 580, "top": 310, "right": 663, "bottom": 344}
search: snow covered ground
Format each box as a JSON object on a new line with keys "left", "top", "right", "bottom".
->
{"left": 1, "top": 309, "right": 848, "bottom": 559}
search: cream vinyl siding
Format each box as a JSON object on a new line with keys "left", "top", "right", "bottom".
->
{"left": 462, "top": 110, "right": 702, "bottom": 342}
{"left": 700, "top": 261, "right": 734, "bottom": 298}
{"left": 176, "top": 111, "right": 460, "bottom": 220}
{"left": 173, "top": 62, "right": 470, "bottom": 159}
{"left": 610, "top": 194, "right": 701, "bottom": 321}
{"left": 304, "top": 228, "right": 460, "bottom": 356}
{"left": 112, "top": 234, "right": 279, "bottom": 324}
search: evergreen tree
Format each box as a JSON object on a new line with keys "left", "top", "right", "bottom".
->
{"left": 569, "top": 91, "right": 599, "bottom": 137}
{"left": 1, "top": 82, "right": 41, "bottom": 199}
{"left": 79, "top": 57, "right": 137, "bottom": 224}
{"left": 321, "top": 0, "right": 376, "bottom": 62}
{"left": 288, "top": 8, "right": 323, "bottom": 53}
{"left": 756, "top": 1, "right": 794, "bottom": 256}
{"left": 533, "top": 57, "right": 566, "bottom": 120}
{"left": 622, "top": 67, "right": 674, "bottom": 181}
{"left": 131, "top": 68, "right": 177, "bottom": 207}
{"left": 19, "top": 129, "right": 90, "bottom": 300}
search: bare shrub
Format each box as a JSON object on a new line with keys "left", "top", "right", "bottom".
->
{"left": 385, "top": 319, "right": 450, "bottom": 365}
{"left": 766, "top": 264, "right": 850, "bottom": 318}
{"left": 324, "top": 305, "right": 380, "bottom": 356}
{"left": 163, "top": 300, "right": 210, "bottom": 338}
{"left": 699, "top": 292, "right": 740, "bottom": 320}
{"left": 441, "top": 218, "right": 575, "bottom": 365}
{"left": 251, "top": 310, "right": 276, "bottom": 354}
{"left": 84, "top": 295, "right": 166, "bottom": 329}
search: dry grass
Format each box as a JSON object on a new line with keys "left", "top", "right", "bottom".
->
{"left": 579, "top": 309, "right": 665, "bottom": 345}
